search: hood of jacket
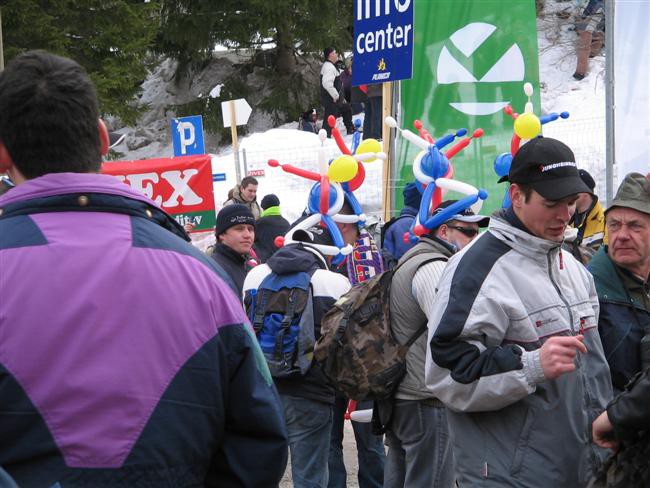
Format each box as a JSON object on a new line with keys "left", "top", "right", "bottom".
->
{"left": 266, "top": 243, "right": 328, "bottom": 275}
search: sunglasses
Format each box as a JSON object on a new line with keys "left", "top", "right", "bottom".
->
{"left": 446, "top": 225, "right": 479, "bottom": 238}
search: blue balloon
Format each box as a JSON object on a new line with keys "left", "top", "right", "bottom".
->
{"left": 422, "top": 194, "right": 480, "bottom": 231}
{"left": 494, "top": 153, "right": 512, "bottom": 178}
{"left": 308, "top": 182, "right": 339, "bottom": 214}
{"left": 344, "top": 192, "right": 365, "bottom": 228}
{"left": 322, "top": 214, "right": 346, "bottom": 265}
{"left": 418, "top": 182, "right": 437, "bottom": 225}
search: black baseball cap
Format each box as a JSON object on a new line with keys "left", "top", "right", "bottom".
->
{"left": 498, "top": 137, "right": 592, "bottom": 200}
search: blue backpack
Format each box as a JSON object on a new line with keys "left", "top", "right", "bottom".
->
{"left": 247, "top": 270, "right": 316, "bottom": 378}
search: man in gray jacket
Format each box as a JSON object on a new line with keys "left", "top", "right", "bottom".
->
{"left": 425, "top": 137, "right": 612, "bottom": 487}
{"left": 386, "top": 200, "right": 488, "bottom": 488}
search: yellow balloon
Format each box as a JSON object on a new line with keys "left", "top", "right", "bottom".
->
{"left": 355, "top": 138, "right": 382, "bottom": 162}
{"left": 328, "top": 155, "right": 358, "bottom": 182}
{"left": 514, "top": 113, "right": 541, "bottom": 140}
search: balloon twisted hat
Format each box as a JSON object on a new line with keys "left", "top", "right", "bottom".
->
{"left": 384, "top": 116, "right": 488, "bottom": 244}
{"left": 268, "top": 127, "right": 385, "bottom": 265}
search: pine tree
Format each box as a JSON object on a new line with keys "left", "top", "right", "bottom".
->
{"left": 2, "top": 0, "right": 160, "bottom": 124}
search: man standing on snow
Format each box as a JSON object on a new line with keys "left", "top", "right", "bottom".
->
{"left": 320, "top": 47, "right": 354, "bottom": 138}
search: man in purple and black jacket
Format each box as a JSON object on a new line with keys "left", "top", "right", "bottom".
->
{"left": 0, "top": 50, "right": 287, "bottom": 487}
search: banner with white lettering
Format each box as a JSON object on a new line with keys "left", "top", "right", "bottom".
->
{"left": 102, "top": 155, "right": 215, "bottom": 231}
{"left": 353, "top": 0, "right": 414, "bottom": 85}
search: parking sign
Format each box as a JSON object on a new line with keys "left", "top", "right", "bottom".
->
{"left": 171, "top": 115, "right": 205, "bottom": 157}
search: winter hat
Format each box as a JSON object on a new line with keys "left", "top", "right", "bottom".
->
{"left": 499, "top": 137, "right": 592, "bottom": 200}
{"left": 324, "top": 47, "right": 336, "bottom": 59}
{"left": 261, "top": 194, "right": 280, "bottom": 210}
{"left": 578, "top": 169, "right": 596, "bottom": 191}
{"left": 216, "top": 204, "right": 255, "bottom": 236}
{"left": 606, "top": 172, "right": 650, "bottom": 216}
{"left": 403, "top": 182, "right": 422, "bottom": 210}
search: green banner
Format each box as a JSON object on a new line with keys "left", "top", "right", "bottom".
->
{"left": 395, "top": 0, "right": 540, "bottom": 215}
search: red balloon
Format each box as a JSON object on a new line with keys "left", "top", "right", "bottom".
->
{"left": 414, "top": 224, "right": 426, "bottom": 236}
{"left": 270, "top": 160, "right": 320, "bottom": 181}
{"left": 347, "top": 161, "right": 366, "bottom": 191}
{"left": 319, "top": 176, "right": 330, "bottom": 215}
{"left": 274, "top": 235, "right": 285, "bottom": 248}
{"left": 431, "top": 187, "right": 442, "bottom": 211}
{"left": 268, "top": 159, "right": 279, "bottom": 167}
{"left": 327, "top": 115, "right": 337, "bottom": 129}
{"left": 510, "top": 134, "right": 521, "bottom": 155}
{"left": 331, "top": 127, "right": 352, "bottom": 155}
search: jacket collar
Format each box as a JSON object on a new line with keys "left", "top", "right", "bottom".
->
{"left": 489, "top": 209, "right": 562, "bottom": 262}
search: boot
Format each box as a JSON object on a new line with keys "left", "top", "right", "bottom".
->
{"left": 574, "top": 30, "right": 592, "bottom": 79}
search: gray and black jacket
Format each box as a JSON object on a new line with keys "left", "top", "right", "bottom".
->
{"left": 425, "top": 210, "right": 613, "bottom": 487}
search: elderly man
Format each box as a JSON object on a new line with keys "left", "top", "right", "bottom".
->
{"left": 589, "top": 172, "right": 650, "bottom": 393}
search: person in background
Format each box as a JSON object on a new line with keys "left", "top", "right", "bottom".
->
{"left": 224, "top": 175, "right": 262, "bottom": 219}
{"left": 254, "top": 193, "right": 290, "bottom": 263}
{"left": 573, "top": 0, "right": 605, "bottom": 80}
{"left": 321, "top": 47, "right": 354, "bottom": 138}
{"left": 565, "top": 169, "right": 607, "bottom": 264}
{"left": 425, "top": 137, "right": 612, "bottom": 487}
{"left": 299, "top": 109, "right": 319, "bottom": 134}
{"left": 384, "top": 199, "right": 485, "bottom": 488}
{"left": 0, "top": 50, "right": 287, "bottom": 486}
{"left": 212, "top": 204, "right": 257, "bottom": 295}
{"left": 363, "top": 83, "right": 383, "bottom": 141}
{"left": 382, "top": 183, "right": 422, "bottom": 269}
{"left": 589, "top": 172, "right": 650, "bottom": 394}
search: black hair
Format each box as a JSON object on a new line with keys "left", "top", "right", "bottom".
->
{"left": 0, "top": 50, "right": 102, "bottom": 178}
{"left": 240, "top": 176, "right": 258, "bottom": 188}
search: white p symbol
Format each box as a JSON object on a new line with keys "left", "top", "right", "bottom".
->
{"left": 177, "top": 121, "right": 195, "bottom": 155}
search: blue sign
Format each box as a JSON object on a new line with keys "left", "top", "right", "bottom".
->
{"left": 212, "top": 173, "right": 226, "bottom": 182}
{"left": 171, "top": 115, "right": 205, "bottom": 157}
{"left": 352, "top": 0, "right": 414, "bottom": 86}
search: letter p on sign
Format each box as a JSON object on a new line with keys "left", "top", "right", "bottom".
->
{"left": 171, "top": 115, "right": 205, "bottom": 157}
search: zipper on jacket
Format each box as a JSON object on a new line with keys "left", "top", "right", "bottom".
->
{"left": 547, "top": 248, "right": 575, "bottom": 334}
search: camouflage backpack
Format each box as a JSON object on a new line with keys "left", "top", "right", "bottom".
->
{"left": 314, "top": 251, "right": 445, "bottom": 401}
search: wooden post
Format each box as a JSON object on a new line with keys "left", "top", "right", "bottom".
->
{"left": 229, "top": 100, "right": 241, "bottom": 182}
{"left": 382, "top": 81, "right": 393, "bottom": 222}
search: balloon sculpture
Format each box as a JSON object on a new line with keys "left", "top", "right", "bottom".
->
{"left": 385, "top": 117, "right": 488, "bottom": 244}
{"left": 268, "top": 123, "right": 385, "bottom": 265}
{"left": 494, "top": 82, "right": 570, "bottom": 207}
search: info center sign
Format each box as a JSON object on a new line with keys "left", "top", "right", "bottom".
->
{"left": 353, "top": 0, "right": 414, "bottom": 85}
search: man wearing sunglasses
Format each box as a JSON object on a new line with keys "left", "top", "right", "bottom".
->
{"left": 433, "top": 200, "right": 490, "bottom": 252}
{"left": 425, "top": 137, "right": 612, "bottom": 487}
{"left": 384, "top": 200, "right": 486, "bottom": 488}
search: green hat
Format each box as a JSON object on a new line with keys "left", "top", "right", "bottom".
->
{"left": 606, "top": 172, "right": 650, "bottom": 215}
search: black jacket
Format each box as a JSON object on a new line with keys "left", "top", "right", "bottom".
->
{"left": 253, "top": 214, "right": 290, "bottom": 263}
{"left": 211, "top": 243, "right": 251, "bottom": 296}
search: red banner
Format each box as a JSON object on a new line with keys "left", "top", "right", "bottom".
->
{"left": 102, "top": 155, "right": 215, "bottom": 231}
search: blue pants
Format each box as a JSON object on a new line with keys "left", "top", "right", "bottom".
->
{"left": 328, "top": 395, "right": 385, "bottom": 488}
{"left": 281, "top": 395, "right": 333, "bottom": 488}
{"left": 384, "top": 399, "right": 455, "bottom": 488}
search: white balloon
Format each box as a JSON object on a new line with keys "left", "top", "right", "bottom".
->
{"left": 412, "top": 151, "right": 435, "bottom": 185}
{"left": 350, "top": 409, "right": 373, "bottom": 423}
{"left": 384, "top": 116, "right": 398, "bottom": 128}
{"left": 401, "top": 129, "right": 431, "bottom": 151}
{"left": 523, "top": 82, "right": 534, "bottom": 97}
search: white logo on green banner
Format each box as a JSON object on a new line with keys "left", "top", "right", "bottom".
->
{"left": 437, "top": 22, "right": 525, "bottom": 116}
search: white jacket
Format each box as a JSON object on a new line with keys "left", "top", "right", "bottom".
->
{"left": 425, "top": 212, "right": 612, "bottom": 487}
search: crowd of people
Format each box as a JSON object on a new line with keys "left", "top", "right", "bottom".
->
{"left": 0, "top": 49, "right": 649, "bottom": 488}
